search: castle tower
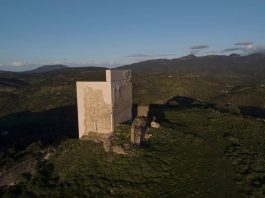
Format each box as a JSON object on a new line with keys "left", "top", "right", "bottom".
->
{"left": 76, "top": 70, "right": 132, "bottom": 138}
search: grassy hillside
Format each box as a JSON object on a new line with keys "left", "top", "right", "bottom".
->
{"left": 2, "top": 106, "right": 265, "bottom": 197}
{"left": 132, "top": 72, "right": 264, "bottom": 108}
{"left": 1, "top": 56, "right": 265, "bottom": 197}
{"left": 0, "top": 68, "right": 106, "bottom": 116}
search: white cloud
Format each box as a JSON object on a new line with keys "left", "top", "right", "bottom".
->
{"left": 222, "top": 42, "right": 265, "bottom": 55}
{"left": 11, "top": 61, "right": 24, "bottom": 67}
{"left": 248, "top": 45, "right": 265, "bottom": 54}
{"left": 246, "top": 44, "right": 254, "bottom": 49}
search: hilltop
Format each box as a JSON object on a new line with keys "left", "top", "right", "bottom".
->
{"left": 23, "top": 64, "right": 69, "bottom": 74}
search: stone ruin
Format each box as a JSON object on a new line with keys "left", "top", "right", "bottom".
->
{"left": 76, "top": 70, "right": 159, "bottom": 150}
{"left": 76, "top": 69, "right": 132, "bottom": 152}
{"left": 76, "top": 69, "right": 132, "bottom": 138}
{"left": 130, "top": 105, "right": 160, "bottom": 145}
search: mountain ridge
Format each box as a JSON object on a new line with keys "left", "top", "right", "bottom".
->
{"left": 118, "top": 53, "right": 265, "bottom": 75}
{"left": 23, "top": 64, "right": 69, "bottom": 74}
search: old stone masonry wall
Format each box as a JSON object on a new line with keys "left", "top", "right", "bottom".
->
{"left": 84, "top": 87, "right": 112, "bottom": 134}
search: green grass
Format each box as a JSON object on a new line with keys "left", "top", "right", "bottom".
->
{"left": 1, "top": 70, "right": 265, "bottom": 197}
{"left": 2, "top": 106, "right": 265, "bottom": 197}
{"left": 8, "top": 108, "right": 256, "bottom": 197}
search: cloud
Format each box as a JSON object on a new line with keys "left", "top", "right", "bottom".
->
{"left": 234, "top": 41, "right": 253, "bottom": 46}
{"left": 247, "top": 45, "right": 265, "bottom": 54}
{"left": 190, "top": 45, "right": 209, "bottom": 50}
{"left": 222, "top": 43, "right": 265, "bottom": 55}
{"left": 11, "top": 61, "right": 24, "bottom": 67}
{"left": 222, "top": 47, "right": 243, "bottom": 52}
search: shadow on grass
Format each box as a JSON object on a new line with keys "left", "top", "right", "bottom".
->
{"left": 0, "top": 105, "right": 78, "bottom": 152}
{"left": 1, "top": 96, "right": 265, "bottom": 152}
{"left": 240, "top": 106, "right": 265, "bottom": 118}
{"left": 147, "top": 96, "right": 214, "bottom": 125}
{"left": 164, "top": 96, "right": 265, "bottom": 119}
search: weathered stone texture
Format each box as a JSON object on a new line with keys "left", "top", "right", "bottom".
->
{"left": 84, "top": 87, "right": 112, "bottom": 134}
{"left": 77, "top": 70, "right": 132, "bottom": 138}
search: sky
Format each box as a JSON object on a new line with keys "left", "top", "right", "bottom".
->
{"left": 0, "top": 0, "right": 265, "bottom": 71}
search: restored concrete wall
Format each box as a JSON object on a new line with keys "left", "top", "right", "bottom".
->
{"left": 76, "top": 69, "right": 132, "bottom": 138}
{"left": 106, "top": 69, "right": 131, "bottom": 82}
{"left": 112, "top": 71, "right": 132, "bottom": 128}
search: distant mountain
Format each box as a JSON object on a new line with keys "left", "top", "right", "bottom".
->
{"left": 0, "top": 70, "right": 11, "bottom": 74}
{"left": 118, "top": 53, "right": 265, "bottom": 75}
{"left": 24, "top": 64, "right": 69, "bottom": 74}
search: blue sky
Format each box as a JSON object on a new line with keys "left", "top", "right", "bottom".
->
{"left": 0, "top": 0, "right": 265, "bottom": 71}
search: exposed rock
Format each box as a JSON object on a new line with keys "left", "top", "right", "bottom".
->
{"left": 0, "top": 158, "right": 38, "bottom": 186}
{"left": 151, "top": 121, "right": 160, "bottom": 128}
{"left": 112, "top": 146, "right": 127, "bottom": 155}
{"left": 43, "top": 152, "right": 52, "bottom": 161}
{"left": 103, "top": 141, "right": 111, "bottom": 152}
{"left": 144, "top": 133, "right": 152, "bottom": 139}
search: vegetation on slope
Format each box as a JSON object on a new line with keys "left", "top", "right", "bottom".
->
{"left": 0, "top": 56, "right": 265, "bottom": 197}
{"left": 2, "top": 106, "right": 265, "bottom": 197}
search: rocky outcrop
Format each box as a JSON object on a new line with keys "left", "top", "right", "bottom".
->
{"left": 112, "top": 146, "right": 126, "bottom": 155}
{"left": 0, "top": 158, "right": 37, "bottom": 186}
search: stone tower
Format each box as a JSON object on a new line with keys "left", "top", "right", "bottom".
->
{"left": 76, "top": 70, "right": 132, "bottom": 138}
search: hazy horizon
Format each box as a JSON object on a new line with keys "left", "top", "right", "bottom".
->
{"left": 1, "top": 0, "right": 265, "bottom": 71}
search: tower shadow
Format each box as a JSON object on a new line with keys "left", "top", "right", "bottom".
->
{"left": 0, "top": 105, "right": 78, "bottom": 152}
